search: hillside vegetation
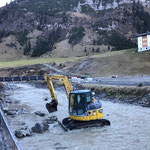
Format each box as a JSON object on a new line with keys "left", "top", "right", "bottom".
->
{"left": 63, "top": 49, "right": 150, "bottom": 77}
{"left": 0, "top": 57, "right": 83, "bottom": 68}
{"left": 0, "top": 0, "right": 150, "bottom": 60}
{"left": 1, "top": 48, "right": 150, "bottom": 77}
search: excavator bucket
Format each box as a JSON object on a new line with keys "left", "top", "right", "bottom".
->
{"left": 46, "top": 101, "right": 58, "bottom": 113}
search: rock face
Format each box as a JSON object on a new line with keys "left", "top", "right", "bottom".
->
{"left": 76, "top": 0, "right": 150, "bottom": 11}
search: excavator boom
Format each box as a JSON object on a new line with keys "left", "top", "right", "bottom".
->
{"left": 44, "top": 73, "right": 73, "bottom": 113}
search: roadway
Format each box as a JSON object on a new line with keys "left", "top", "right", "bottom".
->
{"left": 92, "top": 76, "right": 150, "bottom": 86}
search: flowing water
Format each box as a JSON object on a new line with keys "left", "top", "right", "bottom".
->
{"left": 5, "top": 83, "right": 150, "bottom": 150}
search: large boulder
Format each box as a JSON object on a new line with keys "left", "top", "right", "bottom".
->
{"left": 15, "top": 128, "right": 32, "bottom": 138}
{"left": 31, "top": 122, "right": 49, "bottom": 133}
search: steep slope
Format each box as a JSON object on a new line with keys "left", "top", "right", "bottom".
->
{"left": 0, "top": 0, "right": 150, "bottom": 60}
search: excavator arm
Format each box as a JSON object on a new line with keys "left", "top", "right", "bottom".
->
{"left": 44, "top": 73, "right": 73, "bottom": 113}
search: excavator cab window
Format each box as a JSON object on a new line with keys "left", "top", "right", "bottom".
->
{"left": 69, "top": 92, "right": 92, "bottom": 115}
{"left": 69, "top": 94, "right": 75, "bottom": 114}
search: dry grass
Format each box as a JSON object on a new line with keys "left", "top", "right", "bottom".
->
{"left": 81, "top": 83, "right": 150, "bottom": 96}
{"left": 0, "top": 57, "right": 84, "bottom": 68}
{"left": 65, "top": 48, "right": 150, "bottom": 77}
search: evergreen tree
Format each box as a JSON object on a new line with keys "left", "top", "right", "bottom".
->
{"left": 24, "top": 41, "right": 31, "bottom": 55}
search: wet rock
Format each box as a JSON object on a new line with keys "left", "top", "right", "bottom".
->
{"left": 7, "top": 111, "right": 17, "bottom": 115}
{"left": 6, "top": 100, "right": 12, "bottom": 103}
{"left": 54, "top": 143, "right": 68, "bottom": 150}
{"left": 12, "top": 108, "right": 19, "bottom": 112}
{"left": 49, "top": 116, "right": 58, "bottom": 121}
{"left": 32, "top": 122, "right": 49, "bottom": 133}
{"left": 13, "top": 100, "right": 20, "bottom": 104}
{"left": 146, "top": 94, "right": 150, "bottom": 100}
{"left": 139, "top": 97, "right": 150, "bottom": 107}
{"left": 18, "top": 122, "right": 26, "bottom": 126}
{"left": 5, "top": 108, "right": 19, "bottom": 115}
{"left": 25, "top": 129, "right": 33, "bottom": 136}
{"left": 56, "top": 146, "right": 68, "bottom": 150}
{"left": 18, "top": 108, "right": 28, "bottom": 114}
{"left": 44, "top": 97, "right": 48, "bottom": 101}
{"left": 34, "top": 111, "right": 46, "bottom": 117}
{"left": 15, "top": 128, "right": 32, "bottom": 138}
{"left": 44, "top": 116, "right": 58, "bottom": 124}
{"left": 2, "top": 107, "right": 9, "bottom": 113}
{"left": 6, "top": 108, "right": 18, "bottom": 115}
{"left": 137, "top": 83, "right": 143, "bottom": 87}
{"left": 20, "top": 126, "right": 28, "bottom": 130}
{"left": 44, "top": 119, "right": 54, "bottom": 124}
{"left": 10, "top": 115, "right": 15, "bottom": 118}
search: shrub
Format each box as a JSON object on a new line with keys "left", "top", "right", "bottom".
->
{"left": 96, "top": 30, "right": 137, "bottom": 51}
{"left": 32, "top": 28, "right": 61, "bottom": 57}
{"left": 24, "top": 41, "right": 31, "bottom": 55}
{"left": 132, "top": 0, "right": 150, "bottom": 33}
{"left": 32, "top": 38, "right": 52, "bottom": 57}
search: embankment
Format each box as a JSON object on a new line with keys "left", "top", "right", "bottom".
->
{"left": 79, "top": 84, "right": 150, "bottom": 107}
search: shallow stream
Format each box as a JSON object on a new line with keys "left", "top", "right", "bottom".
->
{"left": 5, "top": 83, "right": 150, "bottom": 150}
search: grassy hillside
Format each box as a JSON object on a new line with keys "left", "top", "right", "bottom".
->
{"left": 0, "top": 57, "right": 83, "bottom": 68}
{"left": 1, "top": 48, "right": 150, "bottom": 77}
{"left": 1, "top": 0, "right": 149, "bottom": 59}
{"left": 63, "top": 48, "right": 150, "bottom": 77}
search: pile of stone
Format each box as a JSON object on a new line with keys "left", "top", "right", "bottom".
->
{"left": 3, "top": 107, "right": 28, "bottom": 116}
{"left": 15, "top": 115, "right": 58, "bottom": 138}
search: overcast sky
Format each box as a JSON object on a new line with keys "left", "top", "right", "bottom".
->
{"left": 0, "top": 0, "right": 12, "bottom": 7}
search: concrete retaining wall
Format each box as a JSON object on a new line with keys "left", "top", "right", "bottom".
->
{"left": 0, "top": 109, "right": 22, "bottom": 150}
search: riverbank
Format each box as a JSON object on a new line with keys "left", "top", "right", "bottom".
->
{"left": 79, "top": 83, "right": 150, "bottom": 107}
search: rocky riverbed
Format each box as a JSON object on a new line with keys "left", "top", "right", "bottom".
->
{"left": 1, "top": 82, "right": 150, "bottom": 150}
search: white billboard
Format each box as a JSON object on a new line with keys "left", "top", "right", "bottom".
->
{"left": 138, "top": 35, "right": 150, "bottom": 52}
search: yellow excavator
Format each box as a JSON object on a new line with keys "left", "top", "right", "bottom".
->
{"left": 44, "top": 73, "right": 110, "bottom": 130}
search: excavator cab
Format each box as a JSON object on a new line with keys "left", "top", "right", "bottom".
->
{"left": 68, "top": 90, "right": 106, "bottom": 122}
{"left": 69, "top": 90, "right": 92, "bottom": 116}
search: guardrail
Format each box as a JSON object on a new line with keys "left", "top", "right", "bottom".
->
{"left": 0, "top": 75, "right": 45, "bottom": 82}
{"left": 0, "top": 109, "right": 22, "bottom": 150}
{"left": 0, "top": 74, "right": 87, "bottom": 82}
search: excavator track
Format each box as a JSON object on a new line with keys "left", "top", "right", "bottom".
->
{"left": 61, "top": 117, "right": 110, "bottom": 130}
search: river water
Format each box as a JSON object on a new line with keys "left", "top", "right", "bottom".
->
{"left": 5, "top": 83, "right": 150, "bottom": 150}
